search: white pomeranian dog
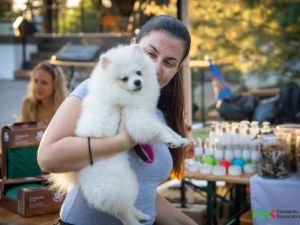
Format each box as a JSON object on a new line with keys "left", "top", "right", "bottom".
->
{"left": 49, "top": 44, "right": 189, "bottom": 225}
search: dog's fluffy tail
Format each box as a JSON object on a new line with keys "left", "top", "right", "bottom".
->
{"left": 47, "top": 172, "right": 77, "bottom": 195}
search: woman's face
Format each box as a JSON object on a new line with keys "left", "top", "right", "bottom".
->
{"left": 136, "top": 30, "right": 185, "bottom": 88}
{"left": 33, "top": 68, "right": 54, "bottom": 101}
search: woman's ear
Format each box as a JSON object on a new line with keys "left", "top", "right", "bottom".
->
{"left": 130, "top": 37, "right": 136, "bottom": 45}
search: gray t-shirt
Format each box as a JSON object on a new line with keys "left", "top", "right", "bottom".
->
{"left": 61, "top": 79, "right": 173, "bottom": 225}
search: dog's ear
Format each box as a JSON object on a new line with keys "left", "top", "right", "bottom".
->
{"left": 132, "top": 44, "right": 144, "bottom": 56}
{"left": 100, "top": 55, "right": 111, "bottom": 70}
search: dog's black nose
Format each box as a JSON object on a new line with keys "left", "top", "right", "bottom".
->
{"left": 134, "top": 80, "right": 141, "bottom": 87}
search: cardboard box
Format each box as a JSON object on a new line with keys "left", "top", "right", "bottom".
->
{"left": 2, "top": 121, "right": 46, "bottom": 148}
{"left": 0, "top": 122, "right": 64, "bottom": 217}
{"left": 1, "top": 121, "right": 47, "bottom": 180}
{"left": 17, "top": 186, "right": 64, "bottom": 217}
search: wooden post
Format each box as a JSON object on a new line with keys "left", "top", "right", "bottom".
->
{"left": 178, "top": 0, "right": 192, "bottom": 138}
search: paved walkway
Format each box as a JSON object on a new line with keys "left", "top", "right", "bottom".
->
{"left": 0, "top": 79, "right": 28, "bottom": 128}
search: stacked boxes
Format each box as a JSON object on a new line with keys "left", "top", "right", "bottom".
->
{"left": 0, "top": 122, "right": 64, "bottom": 217}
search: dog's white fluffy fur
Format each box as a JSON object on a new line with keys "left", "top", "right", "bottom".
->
{"left": 49, "top": 44, "right": 189, "bottom": 225}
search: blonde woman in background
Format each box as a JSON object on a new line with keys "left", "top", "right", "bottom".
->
{"left": 21, "top": 61, "right": 69, "bottom": 125}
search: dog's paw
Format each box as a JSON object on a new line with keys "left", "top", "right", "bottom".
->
{"left": 122, "top": 207, "right": 149, "bottom": 225}
{"left": 166, "top": 137, "right": 190, "bottom": 148}
{"left": 166, "top": 138, "right": 182, "bottom": 148}
{"left": 179, "top": 137, "right": 190, "bottom": 147}
{"left": 167, "top": 142, "right": 179, "bottom": 148}
{"left": 133, "top": 208, "right": 150, "bottom": 222}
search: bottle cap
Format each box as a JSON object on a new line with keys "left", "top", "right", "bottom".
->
{"left": 228, "top": 165, "right": 242, "bottom": 176}
{"left": 220, "top": 160, "right": 231, "bottom": 172}
{"left": 204, "top": 156, "right": 216, "bottom": 166}
{"left": 199, "top": 164, "right": 212, "bottom": 174}
{"left": 244, "top": 163, "right": 257, "bottom": 174}
{"left": 212, "top": 165, "right": 226, "bottom": 176}
{"left": 232, "top": 158, "right": 245, "bottom": 169}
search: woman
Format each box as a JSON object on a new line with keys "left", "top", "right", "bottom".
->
{"left": 21, "top": 61, "right": 69, "bottom": 125}
{"left": 38, "top": 15, "right": 197, "bottom": 225}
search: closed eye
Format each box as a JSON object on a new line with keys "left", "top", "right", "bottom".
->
{"left": 143, "top": 49, "right": 155, "bottom": 58}
{"left": 164, "top": 60, "right": 177, "bottom": 68}
{"left": 121, "top": 77, "right": 129, "bottom": 82}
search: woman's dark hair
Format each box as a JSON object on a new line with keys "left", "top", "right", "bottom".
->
{"left": 136, "top": 15, "right": 191, "bottom": 179}
{"left": 136, "top": 15, "right": 191, "bottom": 64}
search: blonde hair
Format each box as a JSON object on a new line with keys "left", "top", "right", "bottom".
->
{"left": 24, "top": 61, "right": 69, "bottom": 124}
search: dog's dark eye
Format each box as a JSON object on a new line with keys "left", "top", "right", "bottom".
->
{"left": 122, "top": 77, "right": 129, "bottom": 82}
{"left": 136, "top": 71, "right": 142, "bottom": 76}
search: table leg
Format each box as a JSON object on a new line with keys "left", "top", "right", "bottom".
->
{"left": 227, "top": 184, "right": 248, "bottom": 225}
{"left": 234, "top": 184, "right": 247, "bottom": 224}
{"left": 180, "top": 180, "right": 186, "bottom": 208}
{"left": 207, "top": 181, "right": 217, "bottom": 225}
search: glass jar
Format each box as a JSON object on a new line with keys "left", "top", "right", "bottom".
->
{"left": 258, "top": 133, "right": 290, "bottom": 178}
{"left": 276, "top": 124, "right": 300, "bottom": 172}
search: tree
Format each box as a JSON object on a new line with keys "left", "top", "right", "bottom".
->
{"left": 188, "top": 0, "right": 300, "bottom": 77}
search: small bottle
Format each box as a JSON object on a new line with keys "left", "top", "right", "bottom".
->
{"left": 240, "top": 120, "right": 250, "bottom": 136}
{"left": 262, "top": 121, "right": 271, "bottom": 133}
{"left": 203, "top": 138, "right": 216, "bottom": 166}
{"left": 194, "top": 138, "right": 203, "bottom": 162}
{"left": 220, "top": 126, "right": 233, "bottom": 162}
{"left": 224, "top": 143, "right": 234, "bottom": 162}
{"left": 233, "top": 128, "right": 242, "bottom": 159}
{"left": 250, "top": 121, "right": 260, "bottom": 139}
{"left": 214, "top": 141, "right": 224, "bottom": 164}
{"left": 208, "top": 125, "right": 217, "bottom": 149}
{"left": 250, "top": 140, "right": 260, "bottom": 164}
{"left": 242, "top": 129, "right": 252, "bottom": 163}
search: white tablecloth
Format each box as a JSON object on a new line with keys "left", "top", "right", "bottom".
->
{"left": 250, "top": 174, "right": 300, "bottom": 225}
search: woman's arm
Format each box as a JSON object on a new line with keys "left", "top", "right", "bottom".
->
{"left": 155, "top": 193, "right": 197, "bottom": 225}
{"left": 21, "top": 98, "right": 30, "bottom": 122}
{"left": 37, "top": 96, "right": 136, "bottom": 173}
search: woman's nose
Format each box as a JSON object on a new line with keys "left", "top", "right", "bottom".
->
{"left": 35, "top": 82, "right": 43, "bottom": 90}
{"left": 154, "top": 60, "right": 162, "bottom": 77}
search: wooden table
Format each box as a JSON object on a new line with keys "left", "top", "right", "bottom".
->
{"left": 0, "top": 206, "right": 59, "bottom": 225}
{"left": 185, "top": 171, "right": 251, "bottom": 185}
{"left": 184, "top": 171, "right": 253, "bottom": 225}
{"left": 242, "top": 88, "right": 280, "bottom": 98}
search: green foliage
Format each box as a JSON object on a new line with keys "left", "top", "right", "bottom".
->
{"left": 1, "top": 0, "right": 298, "bottom": 78}
{"left": 189, "top": 0, "right": 300, "bottom": 77}
{"left": 58, "top": 0, "right": 98, "bottom": 33}
{"left": 0, "top": 0, "right": 19, "bottom": 21}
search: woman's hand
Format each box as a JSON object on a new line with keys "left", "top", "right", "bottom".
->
{"left": 117, "top": 117, "right": 137, "bottom": 149}
{"left": 116, "top": 131, "right": 137, "bottom": 152}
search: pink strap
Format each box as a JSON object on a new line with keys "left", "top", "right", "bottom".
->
{"left": 134, "top": 144, "right": 155, "bottom": 164}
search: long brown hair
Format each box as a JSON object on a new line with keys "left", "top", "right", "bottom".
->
{"left": 24, "top": 61, "right": 68, "bottom": 124}
{"left": 136, "top": 15, "right": 191, "bottom": 179}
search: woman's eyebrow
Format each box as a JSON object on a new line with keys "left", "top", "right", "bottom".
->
{"left": 148, "top": 44, "right": 179, "bottom": 63}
